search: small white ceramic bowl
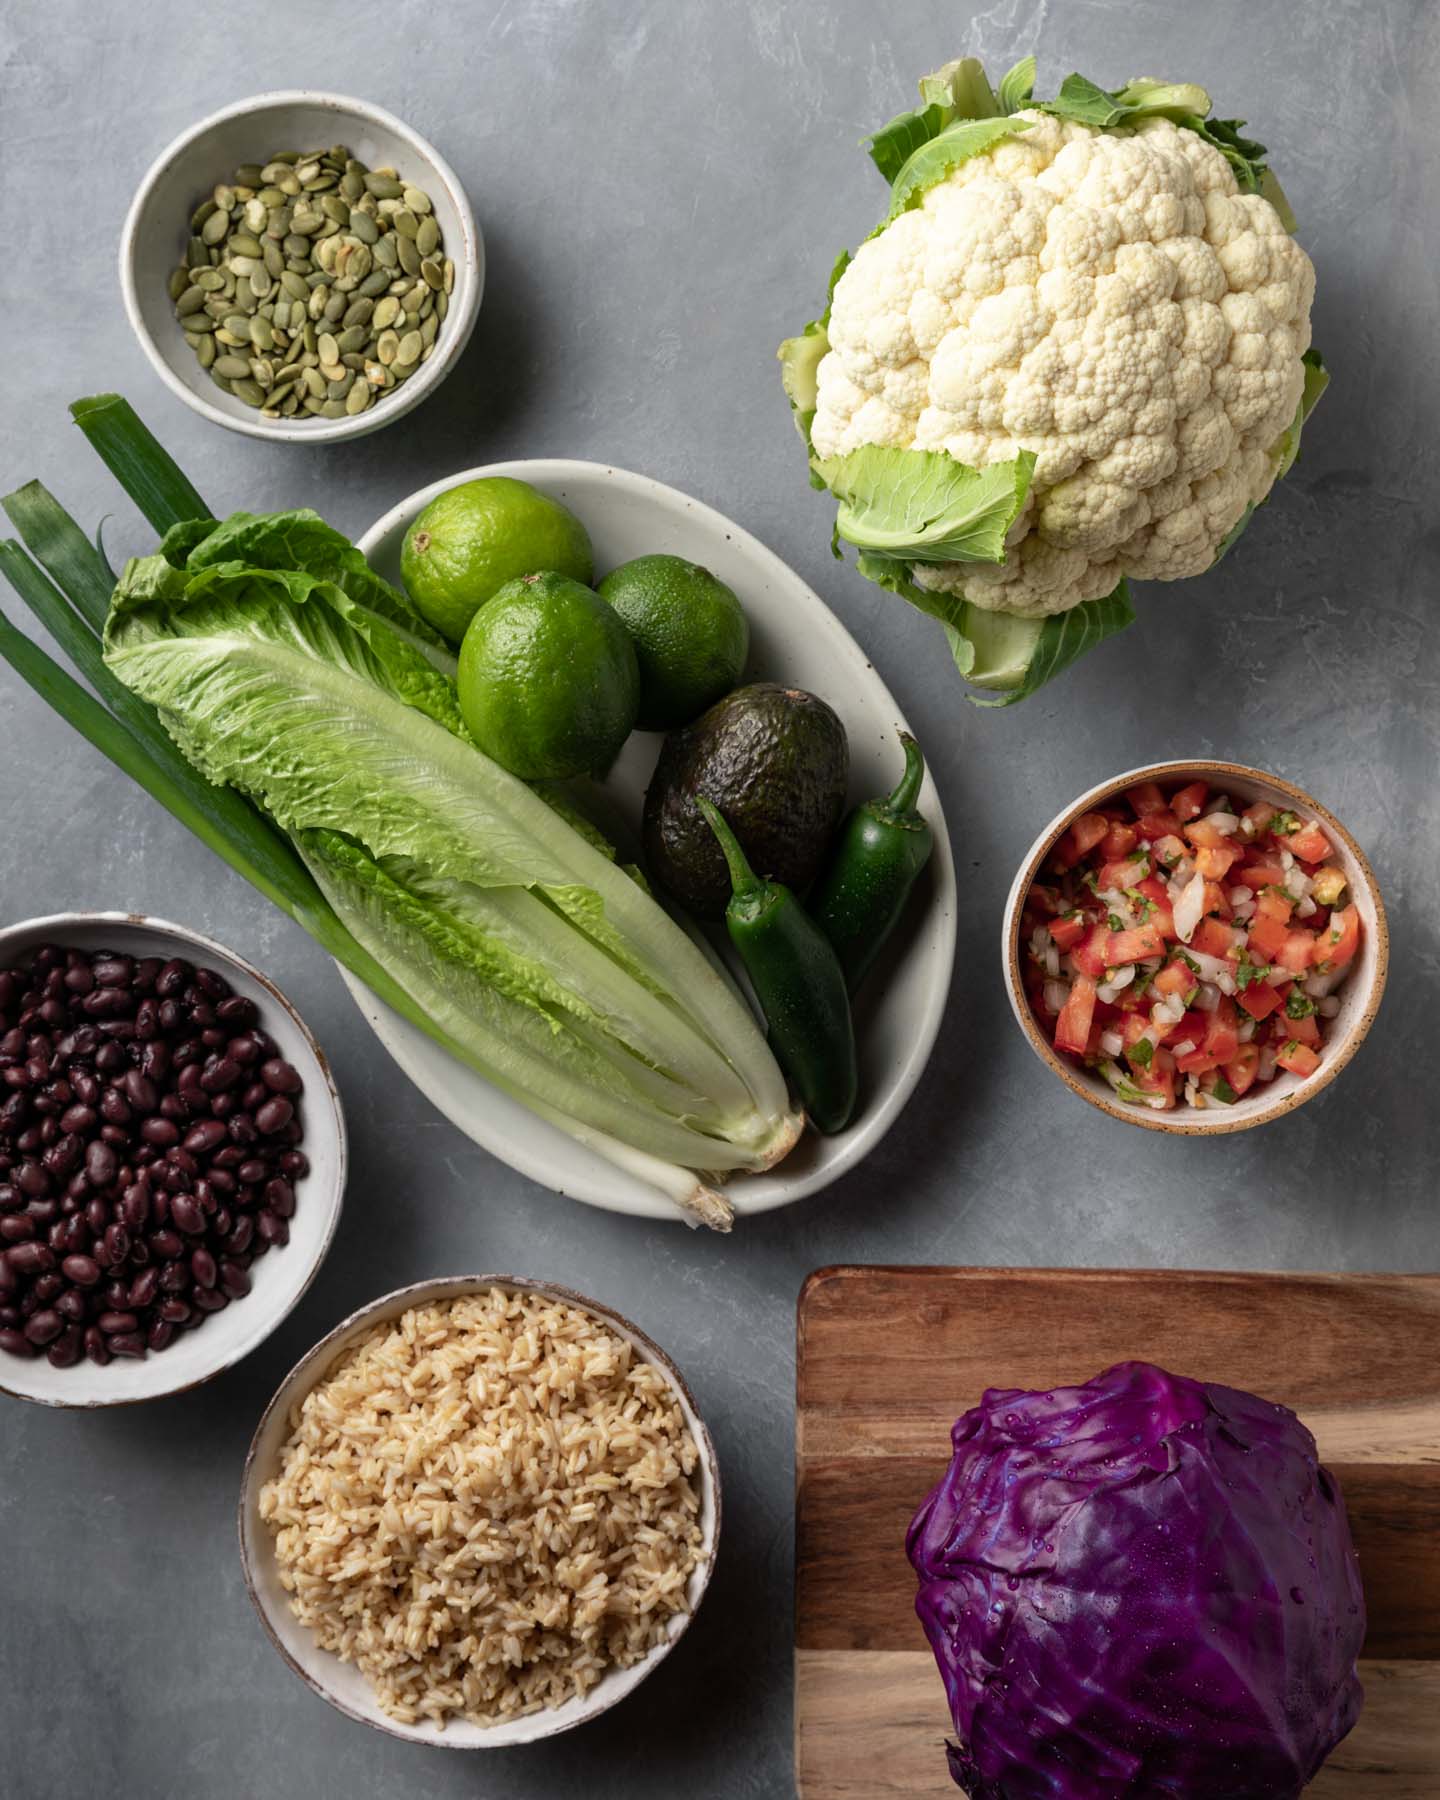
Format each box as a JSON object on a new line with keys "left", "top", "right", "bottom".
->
{"left": 239, "top": 1273, "right": 720, "bottom": 1747}
{"left": 0, "top": 913, "right": 346, "bottom": 1406}
{"left": 1002, "top": 761, "right": 1389, "bottom": 1134}
{"left": 120, "top": 91, "right": 483, "bottom": 443}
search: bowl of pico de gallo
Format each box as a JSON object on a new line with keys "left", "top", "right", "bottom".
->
{"left": 1004, "top": 761, "right": 1389, "bottom": 1133}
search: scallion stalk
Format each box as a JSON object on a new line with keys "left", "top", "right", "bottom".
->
{"left": 69, "top": 394, "right": 211, "bottom": 535}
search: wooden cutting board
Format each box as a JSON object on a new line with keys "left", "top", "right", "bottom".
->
{"left": 795, "top": 1267, "right": 1440, "bottom": 1798}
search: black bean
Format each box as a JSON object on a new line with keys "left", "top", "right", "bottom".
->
{"left": 221, "top": 1217, "right": 253, "bottom": 1257}
{"left": 241, "top": 1081, "right": 268, "bottom": 1113}
{"left": 158, "top": 1298, "right": 191, "bottom": 1325}
{"left": 46, "top": 1325, "right": 83, "bottom": 1368}
{"left": 60, "top": 1253, "right": 100, "bottom": 1287}
{"left": 56, "top": 1289, "right": 89, "bottom": 1324}
{"left": 5, "top": 1242, "right": 54, "bottom": 1276}
{"left": 102, "top": 1278, "right": 130, "bottom": 1311}
{"left": 254, "top": 1097, "right": 293, "bottom": 1136}
{"left": 108, "top": 1333, "right": 146, "bottom": 1358}
{"left": 16, "top": 1161, "right": 49, "bottom": 1199}
{"left": 122, "top": 1184, "right": 151, "bottom": 1232}
{"left": 0, "top": 1327, "right": 37, "bottom": 1359}
{"left": 218, "top": 1260, "right": 251, "bottom": 1300}
{"left": 123, "top": 1069, "right": 159, "bottom": 1113}
{"left": 139, "top": 1117, "right": 179, "bottom": 1149}
{"left": 146, "top": 1319, "right": 175, "bottom": 1353}
{"left": 95, "top": 1042, "right": 126, "bottom": 1075}
{"left": 228, "top": 1034, "right": 262, "bottom": 1066}
{"left": 199, "top": 1057, "right": 241, "bottom": 1095}
{"left": 0, "top": 1184, "right": 20, "bottom": 1213}
{"left": 227, "top": 1114, "right": 257, "bottom": 1146}
{"left": 148, "top": 1229, "right": 183, "bottom": 1261}
{"left": 103, "top": 1224, "right": 130, "bottom": 1266}
{"left": 0, "top": 1215, "right": 35, "bottom": 1244}
{"left": 190, "top": 1248, "right": 217, "bottom": 1291}
{"left": 83, "top": 1326, "right": 110, "bottom": 1366}
{"left": 63, "top": 964, "right": 94, "bottom": 995}
{"left": 157, "top": 998, "right": 183, "bottom": 1032}
{"left": 257, "top": 1210, "right": 289, "bottom": 1248}
{"left": 190, "top": 1288, "right": 228, "bottom": 1315}
{"left": 98, "top": 1311, "right": 139, "bottom": 1335}
{"left": 155, "top": 959, "right": 191, "bottom": 997}
{"left": 92, "top": 956, "right": 132, "bottom": 989}
{"left": 170, "top": 1194, "right": 204, "bottom": 1236}
{"left": 140, "top": 1039, "right": 170, "bottom": 1082}
{"left": 159, "top": 1263, "right": 190, "bottom": 1295}
{"left": 84, "top": 1140, "right": 117, "bottom": 1187}
{"left": 23, "top": 1308, "right": 63, "bottom": 1346}
{"left": 260, "top": 1058, "right": 302, "bottom": 1095}
{"left": 127, "top": 1267, "right": 160, "bottom": 1310}
{"left": 134, "top": 998, "right": 161, "bottom": 1041}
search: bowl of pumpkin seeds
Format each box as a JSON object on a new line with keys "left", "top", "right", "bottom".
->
{"left": 121, "top": 92, "right": 483, "bottom": 442}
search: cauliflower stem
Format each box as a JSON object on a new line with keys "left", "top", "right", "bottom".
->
{"left": 779, "top": 53, "right": 1326, "bottom": 706}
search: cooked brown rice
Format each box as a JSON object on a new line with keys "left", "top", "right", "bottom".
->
{"left": 258, "top": 1286, "right": 705, "bottom": 1727}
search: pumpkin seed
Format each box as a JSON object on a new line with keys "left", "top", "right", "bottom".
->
{"left": 397, "top": 329, "right": 423, "bottom": 365}
{"left": 415, "top": 216, "right": 439, "bottom": 257}
{"left": 396, "top": 234, "right": 421, "bottom": 276}
{"left": 195, "top": 268, "right": 227, "bottom": 293}
{"left": 391, "top": 207, "right": 419, "bottom": 239}
{"left": 213, "top": 354, "right": 252, "bottom": 379}
{"left": 403, "top": 186, "right": 432, "bottom": 215}
{"left": 420, "top": 313, "right": 438, "bottom": 347}
{"left": 391, "top": 357, "right": 419, "bottom": 382}
{"left": 250, "top": 316, "right": 276, "bottom": 351}
{"left": 195, "top": 333, "right": 217, "bottom": 369}
{"left": 365, "top": 172, "right": 403, "bottom": 199}
{"left": 279, "top": 270, "right": 309, "bottom": 301}
{"left": 443, "top": 258, "right": 455, "bottom": 294}
{"left": 344, "top": 378, "right": 372, "bottom": 415}
{"left": 249, "top": 356, "right": 276, "bottom": 387}
{"left": 200, "top": 210, "right": 229, "bottom": 246}
{"left": 323, "top": 291, "right": 347, "bottom": 322}
{"left": 375, "top": 330, "right": 400, "bottom": 366}
{"left": 181, "top": 313, "right": 215, "bottom": 335}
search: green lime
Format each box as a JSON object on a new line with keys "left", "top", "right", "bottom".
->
{"left": 457, "top": 571, "right": 640, "bottom": 779}
{"left": 597, "top": 554, "right": 749, "bottom": 730}
{"left": 401, "top": 477, "right": 593, "bottom": 645}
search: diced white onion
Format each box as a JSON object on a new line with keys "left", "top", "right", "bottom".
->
{"left": 1238, "top": 1017, "right": 1256, "bottom": 1042}
{"left": 1173, "top": 872, "right": 1206, "bottom": 944}
{"left": 1280, "top": 848, "right": 1295, "bottom": 871}
{"left": 1173, "top": 1038, "right": 1198, "bottom": 1058}
{"left": 1318, "top": 996, "right": 1340, "bottom": 1018}
{"left": 1201, "top": 811, "right": 1240, "bottom": 836}
{"left": 1258, "top": 1046, "right": 1278, "bottom": 1082}
{"left": 1186, "top": 947, "right": 1234, "bottom": 985}
{"left": 1099, "top": 1029, "right": 1124, "bottom": 1058}
{"left": 1096, "top": 964, "right": 1136, "bottom": 1003}
{"left": 1296, "top": 895, "right": 1317, "bottom": 918}
{"left": 1305, "top": 966, "right": 1345, "bottom": 1000}
{"left": 1265, "top": 964, "right": 1290, "bottom": 986}
{"left": 1192, "top": 983, "right": 1221, "bottom": 1013}
{"left": 1232, "top": 899, "right": 1256, "bottom": 923}
{"left": 1030, "top": 926, "right": 1051, "bottom": 959}
{"left": 1042, "top": 980, "right": 1071, "bottom": 1016}
{"left": 1284, "top": 866, "right": 1312, "bottom": 900}
{"left": 1184, "top": 1076, "right": 1200, "bottom": 1106}
{"left": 1227, "top": 886, "right": 1251, "bottom": 907}
{"left": 1044, "top": 945, "right": 1060, "bottom": 978}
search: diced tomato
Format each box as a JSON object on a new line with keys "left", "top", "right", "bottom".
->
{"left": 1288, "top": 822, "right": 1332, "bottom": 864}
{"left": 1026, "top": 883, "right": 1063, "bottom": 918}
{"left": 1048, "top": 912, "right": 1088, "bottom": 952}
{"left": 1242, "top": 800, "right": 1277, "bottom": 837}
{"left": 1278, "top": 930, "right": 1317, "bottom": 974}
{"left": 1150, "top": 834, "right": 1188, "bottom": 870}
{"left": 1237, "top": 980, "right": 1284, "bottom": 1022}
{"left": 1106, "top": 922, "right": 1167, "bottom": 966}
{"left": 1276, "top": 1039, "right": 1321, "bottom": 1078}
{"left": 1111, "top": 981, "right": 1152, "bottom": 1013}
{"left": 1196, "top": 843, "right": 1241, "bottom": 882}
{"left": 1192, "top": 917, "right": 1239, "bottom": 961}
{"left": 1201, "top": 881, "right": 1231, "bottom": 920}
{"left": 1098, "top": 856, "right": 1148, "bottom": 893}
{"left": 1320, "top": 905, "right": 1360, "bottom": 969}
{"left": 1071, "top": 923, "right": 1112, "bottom": 979}
{"left": 1054, "top": 811, "right": 1109, "bottom": 869}
{"left": 1286, "top": 1009, "right": 1321, "bottom": 1047}
{"left": 1134, "top": 809, "right": 1184, "bottom": 842}
{"left": 1245, "top": 912, "right": 1290, "bottom": 961}
{"left": 1126, "top": 781, "right": 1168, "bottom": 816}
{"left": 1184, "top": 817, "right": 1232, "bottom": 851}
{"left": 1170, "top": 781, "right": 1209, "bottom": 823}
{"left": 1255, "top": 887, "right": 1293, "bottom": 924}
{"left": 1203, "top": 996, "right": 1240, "bottom": 1064}
{"left": 1055, "top": 975, "right": 1097, "bottom": 1055}
{"left": 1175, "top": 1046, "right": 1224, "bottom": 1075}
{"left": 1133, "top": 1046, "right": 1177, "bottom": 1109}
{"left": 1099, "top": 822, "right": 1138, "bottom": 859}
{"left": 1233, "top": 859, "right": 1286, "bottom": 891}
{"left": 1134, "top": 876, "right": 1169, "bottom": 907}
{"left": 1224, "top": 1043, "right": 1261, "bottom": 1096}
{"left": 1153, "top": 960, "right": 1196, "bottom": 1000}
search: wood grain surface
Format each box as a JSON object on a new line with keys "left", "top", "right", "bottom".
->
{"left": 795, "top": 1267, "right": 1440, "bottom": 1798}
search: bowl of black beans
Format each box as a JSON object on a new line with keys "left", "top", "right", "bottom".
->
{"left": 0, "top": 913, "right": 346, "bottom": 1407}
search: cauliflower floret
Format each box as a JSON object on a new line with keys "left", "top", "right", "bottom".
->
{"left": 811, "top": 115, "right": 1315, "bottom": 615}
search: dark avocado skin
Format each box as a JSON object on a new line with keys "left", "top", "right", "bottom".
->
{"left": 643, "top": 682, "right": 849, "bottom": 918}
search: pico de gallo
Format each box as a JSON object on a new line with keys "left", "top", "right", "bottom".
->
{"left": 1021, "top": 776, "right": 1363, "bottom": 1111}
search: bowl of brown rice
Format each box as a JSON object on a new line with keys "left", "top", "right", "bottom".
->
{"left": 238, "top": 1274, "right": 720, "bottom": 1745}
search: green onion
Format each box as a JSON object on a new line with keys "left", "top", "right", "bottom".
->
{"left": 3, "top": 481, "right": 116, "bottom": 635}
{"left": 69, "top": 394, "right": 211, "bottom": 535}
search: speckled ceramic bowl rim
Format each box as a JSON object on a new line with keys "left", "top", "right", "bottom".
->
{"left": 119, "top": 89, "right": 483, "bottom": 444}
{"left": 1002, "top": 761, "right": 1390, "bottom": 1135}
{"left": 0, "top": 911, "right": 346, "bottom": 1406}
{"left": 237, "top": 1273, "right": 722, "bottom": 1748}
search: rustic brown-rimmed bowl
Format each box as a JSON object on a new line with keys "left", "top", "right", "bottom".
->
{"left": 0, "top": 912, "right": 346, "bottom": 1407}
{"left": 238, "top": 1273, "right": 721, "bottom": 1747}
{"left": 1002, "top": 761, "right": 1389, "bottom": 1134}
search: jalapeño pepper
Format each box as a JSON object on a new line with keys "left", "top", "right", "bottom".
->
{"left": 696, "top": 797, "right": 857, "bottom": 1135}
{"left": 811, "top": 732, "right": 934, "bottom": 991}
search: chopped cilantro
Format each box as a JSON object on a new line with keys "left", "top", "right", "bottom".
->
{"left": 1285, "top": 990, "right": 1317, "bottom": 1020}
{"left": 1129, "top": 1037, "right": 1154, "bottom": 1070}
{"left": 1108, "top": 912, "right": 1124, "bottom": 932}
{"left": 1210, "top": 1076, "right": 1238, "bottom": 1104}
{"left": 1234, "top": 957, "right": 1271, "bottom": 990}
{"left": 1176, "top": 950, "right": 1202, "bottom": 974}
{"left": 1280, "top": 1039, "right": 1301, "bottom": 1057}
{"left": 1081, "top": 869, "right": 1100, "bottom": 892}
{"left": 1126, "top": 888, "right": 1156, "bottom": 920}
{"left": 1271, "top": 810, "right": 1300, "bottom": 836}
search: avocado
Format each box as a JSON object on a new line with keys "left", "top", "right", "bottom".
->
{"left": 643, "top": 682, "right": 849, "bottom": 917}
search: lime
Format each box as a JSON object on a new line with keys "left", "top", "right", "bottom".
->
{"left": 401, "top": 477, "right": 593, "bottom": 645}
{"left": 597, "top": 554, "right": 749, "bottom": 730}
{"left": 457, "top": 572, "right": 640, "bottom": 779}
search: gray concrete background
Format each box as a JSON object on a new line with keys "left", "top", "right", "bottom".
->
{"left": 1, "top": 2, "right": 1435, "bottom": 1795}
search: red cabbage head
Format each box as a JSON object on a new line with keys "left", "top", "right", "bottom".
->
{"left": 907, "top": 1360, "right": 1365, "bottom": 1797}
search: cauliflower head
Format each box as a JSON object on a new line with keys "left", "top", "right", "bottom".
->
{"left": 809, "top": 112, "right": 1316, "bottom": 618}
